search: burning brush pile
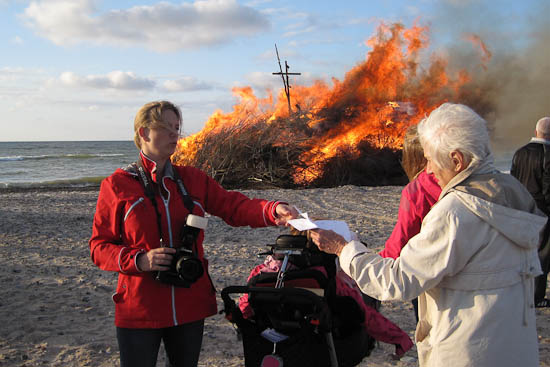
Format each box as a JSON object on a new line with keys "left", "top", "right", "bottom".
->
{"left": 172, "top": 22, "right": 490, "bottom": 189}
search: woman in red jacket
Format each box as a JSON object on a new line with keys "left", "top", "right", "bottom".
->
{"left": 89, "top": 101, "right": 298, "bottom": 367}
{"left": 379, "top": 124, "right": 441, "bottom": 320}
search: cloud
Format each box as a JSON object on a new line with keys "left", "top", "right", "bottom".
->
{"left": 22, "top": 0, "right": 270, "bottom": 52}
{"left": 0, "top": 66, "right": 46, "bottom": 83}
{"left": 11, "top": 36, "right": 24, "bottom": 44}
{"left": 56, "top": 70, "right": 217, "bottom": 93}
{"left": 245, "top": 0, "right": 273, "bottom": 6}
{"left": 0, "top": 66, "right": 26, "bottom": 80}
{"left": 245, "top": 71, "right": 280, "bottom": 93}
{"left": 244, "top": 70, "right": 324, "bottom": 97}
{"left": 161, "top": 77, "right": 214, "bottom": 92}
{"left": 257, "top": 46, "right": 299, "bottom": 62}
{"left": 282, "top": 13, "right": 340, "bottom": 38}
{"left": 59, "top": 71, "right": 155, "bottom": 90}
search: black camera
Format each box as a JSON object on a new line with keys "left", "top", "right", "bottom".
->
{"left": 156, "top": 214, "right": 208, "bottom": 288}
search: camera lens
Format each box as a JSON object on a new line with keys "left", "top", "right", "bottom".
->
{"left": 176, "top": 256, "right": 204, "bottom": 282}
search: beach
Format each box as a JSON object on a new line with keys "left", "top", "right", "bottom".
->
{"left": 0, "top": 185, "right": 548, "bottom": 367}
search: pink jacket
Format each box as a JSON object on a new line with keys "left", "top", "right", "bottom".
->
{"left": 379, "top": 170, "right": 441, "bottom": 259}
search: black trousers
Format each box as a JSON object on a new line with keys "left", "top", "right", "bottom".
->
{"left": 535, "top": 273, "right": 549, "bottom": 303}
{"left": 411, "top": 298, "right": 419, "bottom": 323}
{"left": 116, "top": 319, "right": 204, "bottom": 367}
{"left": 535, "top": 219, "right": 550, "bottom": 303}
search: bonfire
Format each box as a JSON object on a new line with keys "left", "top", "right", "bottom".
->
{"left": 172, "top": 22, "right": 489, "bottom": 189}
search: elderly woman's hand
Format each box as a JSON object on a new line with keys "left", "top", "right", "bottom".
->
{"left": 310, "top": 229, "right": 347, "bottom": 256}
{"left": 274, "top": 204, "right": 300, "bottom": 226}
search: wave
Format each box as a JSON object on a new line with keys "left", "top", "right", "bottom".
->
{"left": 0, "top": 176, "right": 106, "bottom": 190}
{"left": 0, "top": 153, "right": 124, "bottom": 162}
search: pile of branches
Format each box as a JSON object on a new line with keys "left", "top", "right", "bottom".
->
{"left": 310, "top": 141, "right": 407, "bottom": 187}
{"left": 172, "top": 115, "right": 407, "bottom": 189}
{"left": 172, "top": 115, "right": 312, "bottom": 189}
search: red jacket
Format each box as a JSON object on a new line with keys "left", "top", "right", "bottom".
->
{"left": 379, "top": 170, "right": 441, "bottom": 259}
{"left": 89, "top": 152, "right": 281, "bottom": 328}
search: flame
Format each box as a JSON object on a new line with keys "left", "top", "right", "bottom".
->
{"left": 464, "top": 33, "right": 492, "bottom": 70}
{"left": 174, "top": 22, "right": 483, "bottom": 186}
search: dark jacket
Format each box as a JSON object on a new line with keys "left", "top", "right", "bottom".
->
{"left": 511, "top": 138, "right": 550, "bottom": 215}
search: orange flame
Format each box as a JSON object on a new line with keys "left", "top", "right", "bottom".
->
{"left": 175, "top": 22, "right": 479, "bottom": 185}
{"left": 464, "top": 33, "right": 492, "bottom": 70}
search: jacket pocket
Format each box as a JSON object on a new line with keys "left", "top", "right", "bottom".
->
{"left": 415, "top": 319, "right": 432, "bottom": 364}
{"left": 112, "top": 282, "right": 127, "bottom": 304}
{"left": 415, "top": 319, "right": 431, "bottom": 342}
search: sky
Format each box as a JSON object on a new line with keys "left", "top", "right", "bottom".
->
{"left": 0, "top": 0, "right": 547, "bottom": 143}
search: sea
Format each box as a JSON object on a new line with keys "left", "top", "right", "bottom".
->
{"left": 0, "top": 140, "right": 514, "bottom": 190}
{"left": 0, "top": 141, "right": 139, "bottom": 190}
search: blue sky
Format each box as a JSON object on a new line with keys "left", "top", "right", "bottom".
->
{"left": 0, "top": 0, "right": 547, "bottom": 143}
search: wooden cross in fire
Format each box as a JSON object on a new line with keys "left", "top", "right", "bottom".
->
{"left": 272, "top": 44, "right": 301, "bottom": 115}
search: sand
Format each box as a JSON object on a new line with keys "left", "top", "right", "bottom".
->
{"left": 0, "top": 185, "right": 548, "bottom": 366}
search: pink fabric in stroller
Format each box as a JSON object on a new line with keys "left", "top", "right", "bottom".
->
{"left": 239, "top": 256, "right": 414, "bottom": 358}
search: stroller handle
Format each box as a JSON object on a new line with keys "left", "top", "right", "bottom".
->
{"left": 221, "top": 285, "right": 327, "bottom": 313}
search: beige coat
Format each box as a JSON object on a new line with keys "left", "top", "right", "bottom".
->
{"left": 339, "top": 157, "right": 545, "bottom": 367}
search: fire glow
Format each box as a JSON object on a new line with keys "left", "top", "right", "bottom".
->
{"left": 173, "top": 22, "right": 487, "bottom": 187}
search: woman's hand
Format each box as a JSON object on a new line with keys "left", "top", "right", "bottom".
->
{"left": 136, "top": 247, "right": 176, "bottom": 272}
{"left": 310, "top": 229, "right": 347, "bottom": 256}
{"left": 274, "top": 204, "right": 300, "bottom": 226}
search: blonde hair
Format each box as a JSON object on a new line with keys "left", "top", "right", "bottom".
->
{"left": 401, "top": 124, "right": 426, "bottom": 181}
{"left": 133, "top": 101, "right": 182, "bottom": 149}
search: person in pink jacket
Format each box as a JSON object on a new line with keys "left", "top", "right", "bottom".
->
{"left": 380, "top": 125, "right": 441, "bottom": 259}
{"left": 379, "top": 124, "right": 441, "bottom": 320}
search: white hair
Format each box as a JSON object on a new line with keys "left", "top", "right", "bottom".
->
{"left": 536, "top": 117, "right": 550, "bottom": 135}
{"left": 417, "top": 103, "right": 490, "bottom": 170}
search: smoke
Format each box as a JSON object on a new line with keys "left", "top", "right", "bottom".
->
{"left": 430, "top": 0, "right": 550, "bottom": 154}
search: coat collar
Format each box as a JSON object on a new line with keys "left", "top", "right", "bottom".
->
{"left": 139, "top": 151, "right": 175, "bottom": 183}
{"left": 529, "top": 137, "right": 550, "bottom": 145}
{"left": 439, "top": 152, "right": 498, "bottom": 199}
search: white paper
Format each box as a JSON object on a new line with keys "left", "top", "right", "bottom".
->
{"left": 314, "top": 220, "right": 352, "bottom": 242}
{"left": 288, "top": 211, "right": 352, "bottom": 242}
{"left": 287, "top": 211, "right": 316, "bottom": 231}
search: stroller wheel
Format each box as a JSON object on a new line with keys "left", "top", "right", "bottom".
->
{"left": 261, "top": 354, "right": 284, "bottom": 367}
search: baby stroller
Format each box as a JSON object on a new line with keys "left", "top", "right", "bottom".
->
{"left": 221, "top": 234, "right": 376, "bottom": 367}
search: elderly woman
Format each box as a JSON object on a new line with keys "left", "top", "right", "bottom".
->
{"left": 311, "top": 103, "right": 544, "bottom": 367}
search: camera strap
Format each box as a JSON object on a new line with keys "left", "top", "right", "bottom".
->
{"left": 135, "top": 160, "right": 195, "bottom": 244}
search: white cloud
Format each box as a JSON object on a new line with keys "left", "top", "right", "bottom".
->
{"left": 244, "top": 70, "right": 322, "bottom": 97}
{"left": 245, "top": 71, "right": 280, "bottom": 94}
{"left": 348, "top": 17, "right": 377, "bottom": 26}
{"left": 0, "top": 66, "right": 26, "bottom": 79}
{"left": 405, "top": 6, "right": 421, "bottom": 16}
{"left": 245, "top": 0, "right": 273, "bottom": 6}
{"left": 283, "top": 25, "right": 317, "bottom": 38}
{"left": 56, "top": 71, "right": 217, "bottom": 93}
{"left": 59, "top": 71, "right": 155, "bottom": 90}
{"left": 0, "top": 66, "right": 45, "bottom": 82}
{"left": 161, "top": 77, "right": 214, "bottom": 92}
{"left": 280, "top": 14, "right": 337, "bottom": 38}
{"left": 11, "top": 36, "right": 24, "bottom": 44}
{"left": 21, "top": 0, "right": 270, "bottom": 52}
